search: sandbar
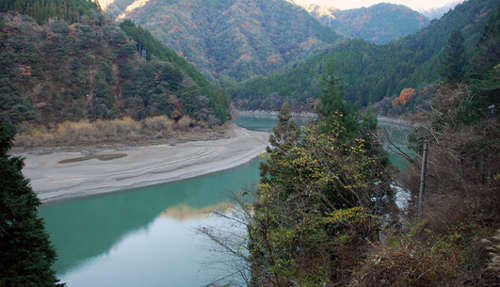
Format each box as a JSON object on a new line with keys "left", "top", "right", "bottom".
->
{"left": 18, "top": 125, "right": 270, "bottom": 202}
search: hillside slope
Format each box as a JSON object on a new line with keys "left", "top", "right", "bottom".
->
{"left": 0, "top": 11, "right": 229, "bottom": 126}
{"left": 225, "top": 0, "right": 499, "bottom": 111}
{"left": 111, "top": 0, "right": 340, "bottom": 81}
{"left": 304, "top": 3, "right": 430, "bottom": 44}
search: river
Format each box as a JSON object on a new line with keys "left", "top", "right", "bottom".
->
{"left": 38, "top": 115, "right": 270, "bottom": 287}
{"left": 38, "top": 114, "right": 411, "bottom": 287}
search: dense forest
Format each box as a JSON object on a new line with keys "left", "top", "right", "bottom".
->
{"left": 112, "top": 0, "right": 341, "bottom": 81}
{"left": 222, "top": 0, "right": 498, "bottom": 113}
{"left": 0, "top": 2, "right": 230, "bottom": 128}
{"left": 0, "top": 0, "right": 101, "bottom": 24}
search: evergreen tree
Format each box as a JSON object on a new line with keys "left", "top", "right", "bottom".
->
{"left": 439, "top": 28, "right": 467, "bottom": 85}
{"left": 259, "top": 102, "right": 300, "bottom": 187}
{"left": 318, "top": 58, "right": 359, "bottom": 141}
{"left": 0, "top": 120, "right": 62, "bottom": 287}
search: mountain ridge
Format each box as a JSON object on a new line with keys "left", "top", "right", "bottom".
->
{"left": 303, "top": 2, "right": 430, "bottom": 44}
{"left": 113, "top": 0, "right": 340, "bottom": 81}
{"left": 418, "top": 0, "right": 464, "bottom": 19}
{"left": 223, "top": 0, "right": 499, "bottom": 112}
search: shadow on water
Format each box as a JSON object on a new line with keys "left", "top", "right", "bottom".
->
{"left": 39, "top": 158, "right": 262, "bottom": 274}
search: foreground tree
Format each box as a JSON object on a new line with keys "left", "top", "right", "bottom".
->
{"left": 0, "top": 120, "right": 62, "bottom": 286}
{"left": 247, "top": 75, "right": 394, "bottom": 285}
{"left": 199, "top": 58, "right": 394, "bottom": 286}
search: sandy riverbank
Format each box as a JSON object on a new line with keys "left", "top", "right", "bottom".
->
{"left": 18, "top": 125, "right": 270, "bottom": 203}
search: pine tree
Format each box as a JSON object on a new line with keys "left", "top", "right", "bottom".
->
{"left": 0, "top": 120, "right": 62, "bottom": 287}
{"left": 439, "top": 28, "right": 466, "bottom": 85}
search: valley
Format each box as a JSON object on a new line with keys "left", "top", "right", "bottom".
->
{"left": 1, "top": 0, "right": 500, "bottom": 286}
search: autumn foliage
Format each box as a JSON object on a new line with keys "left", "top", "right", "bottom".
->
{"left": 392, "top": 88, "right": 416, "bottom": 107}
{"left": 398, "top": 88, "right": 416, "bottom": 105}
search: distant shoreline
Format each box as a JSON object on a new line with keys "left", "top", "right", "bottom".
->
{"left": 237, "top": 110, "right": 412, "bottom": 127}
{"left": 19, "top": 125, "right": 270, "bottom": 203}
{"left": 377, "top": 116, "right": 414, "bottom": 128}
{"left": 237, "top": 110, "right": 317, "bottom": 118}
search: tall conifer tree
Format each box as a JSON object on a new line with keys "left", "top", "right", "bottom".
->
{"left": 318, "top": 58, "right": 359, "bottom": 141}
{"left": 0, "top": 120, "right": 62, "bottom": 286}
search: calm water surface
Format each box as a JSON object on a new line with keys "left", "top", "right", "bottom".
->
{"left": 39, "top": 115, "right": 273, "bottom": 287}
{"left": 38, "top": 114, "right": 411, "bottom": 287}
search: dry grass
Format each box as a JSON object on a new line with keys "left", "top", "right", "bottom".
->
{"left": 14, "top": 115, "right": 224, "bottom": 150}
{"left": 353, "top": 235, "right": 462, "bottom": 286}
{"left": 483, "top": 230, "right": 500, "bottom": 280}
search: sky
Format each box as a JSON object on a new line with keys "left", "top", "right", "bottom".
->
{"left": 292, "top": 0, "right": 463, "bottom": 11}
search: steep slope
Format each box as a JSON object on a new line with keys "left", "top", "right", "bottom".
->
{"left": 304, "top": 3, "right": 430, "bottom": 44}
{"left": 113, "top": 0, "right": 340, "bottom": 81}
{"left": 225, "top": 0, "right": 499, "bottom": 111}
{"left": 0, "top": 11, "right": 229, "bottom": 126}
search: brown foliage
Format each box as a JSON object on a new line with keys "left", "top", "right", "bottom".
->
{"left": 354, "top": 237, "right": 461, "bottom": 286}
{"left": 372, "top": 84, "right": 500, "bottom": 286}
{"left": 170, "top": 109, "right": 182, "bottom": 122}
{"left": 398, "top": 88, "right": 416, "bottom": 105}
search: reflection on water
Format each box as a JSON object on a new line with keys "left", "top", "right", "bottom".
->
{"left": 37, "top": 114, "right": 411, "bottom": 287}
{"left": 233, "top": 113, "right": 278, "bottom": 132}
{"left": 233, "top": 113, "right": 313, "bottom": 132}
{"left": 160, "top": 202, "right": 234, "bottom": 221}
{"left": 59, "top": 215, "right": 226, "bottom": 287}
{"left": 39, "top": 157, "right": 262, "bottom": 287}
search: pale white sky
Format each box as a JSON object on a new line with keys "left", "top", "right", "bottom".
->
{"left": 293, "top": 0, "right": 462, "bottom": 11}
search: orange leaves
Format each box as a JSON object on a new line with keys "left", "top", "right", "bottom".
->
{"left": 393, "top": 88, "right": 417, "bottom": 107}
{"left": 399, "top": 88, "right": 416, "bottom": 105}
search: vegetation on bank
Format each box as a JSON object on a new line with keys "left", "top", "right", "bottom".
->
{"left": 13, "top": 115, "right": 228, "bottom": 149}
{"left": 0, "top": 0, "right": 230, "bottom": 130}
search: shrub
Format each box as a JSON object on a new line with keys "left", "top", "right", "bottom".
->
{"left": 176, "top": 115, "right": 194, "bottom": 131}
{"left": 353, "top": 231, "right": 462, "bottom": 286}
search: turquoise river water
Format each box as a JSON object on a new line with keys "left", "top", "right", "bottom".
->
{"left": 38, "top": 114, "right": 411, "bottom": 286}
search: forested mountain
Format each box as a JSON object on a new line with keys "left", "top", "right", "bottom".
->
{"left": 418, "top": 0, "right": 463, "bottom": 19}
{"left": 107, "top": 0, "right": 340, "bottom": 81}
{"left": 0, "top": 2, "right": 229, "bottom": 127}
{"left": 0, "top": 0, "right": 102, "bottom": 24}
{"left": 303, "top": 3, "right": 430, "bottom": 44}
{"left": 223, "top": 0, "right": 499, "bottom": 112}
